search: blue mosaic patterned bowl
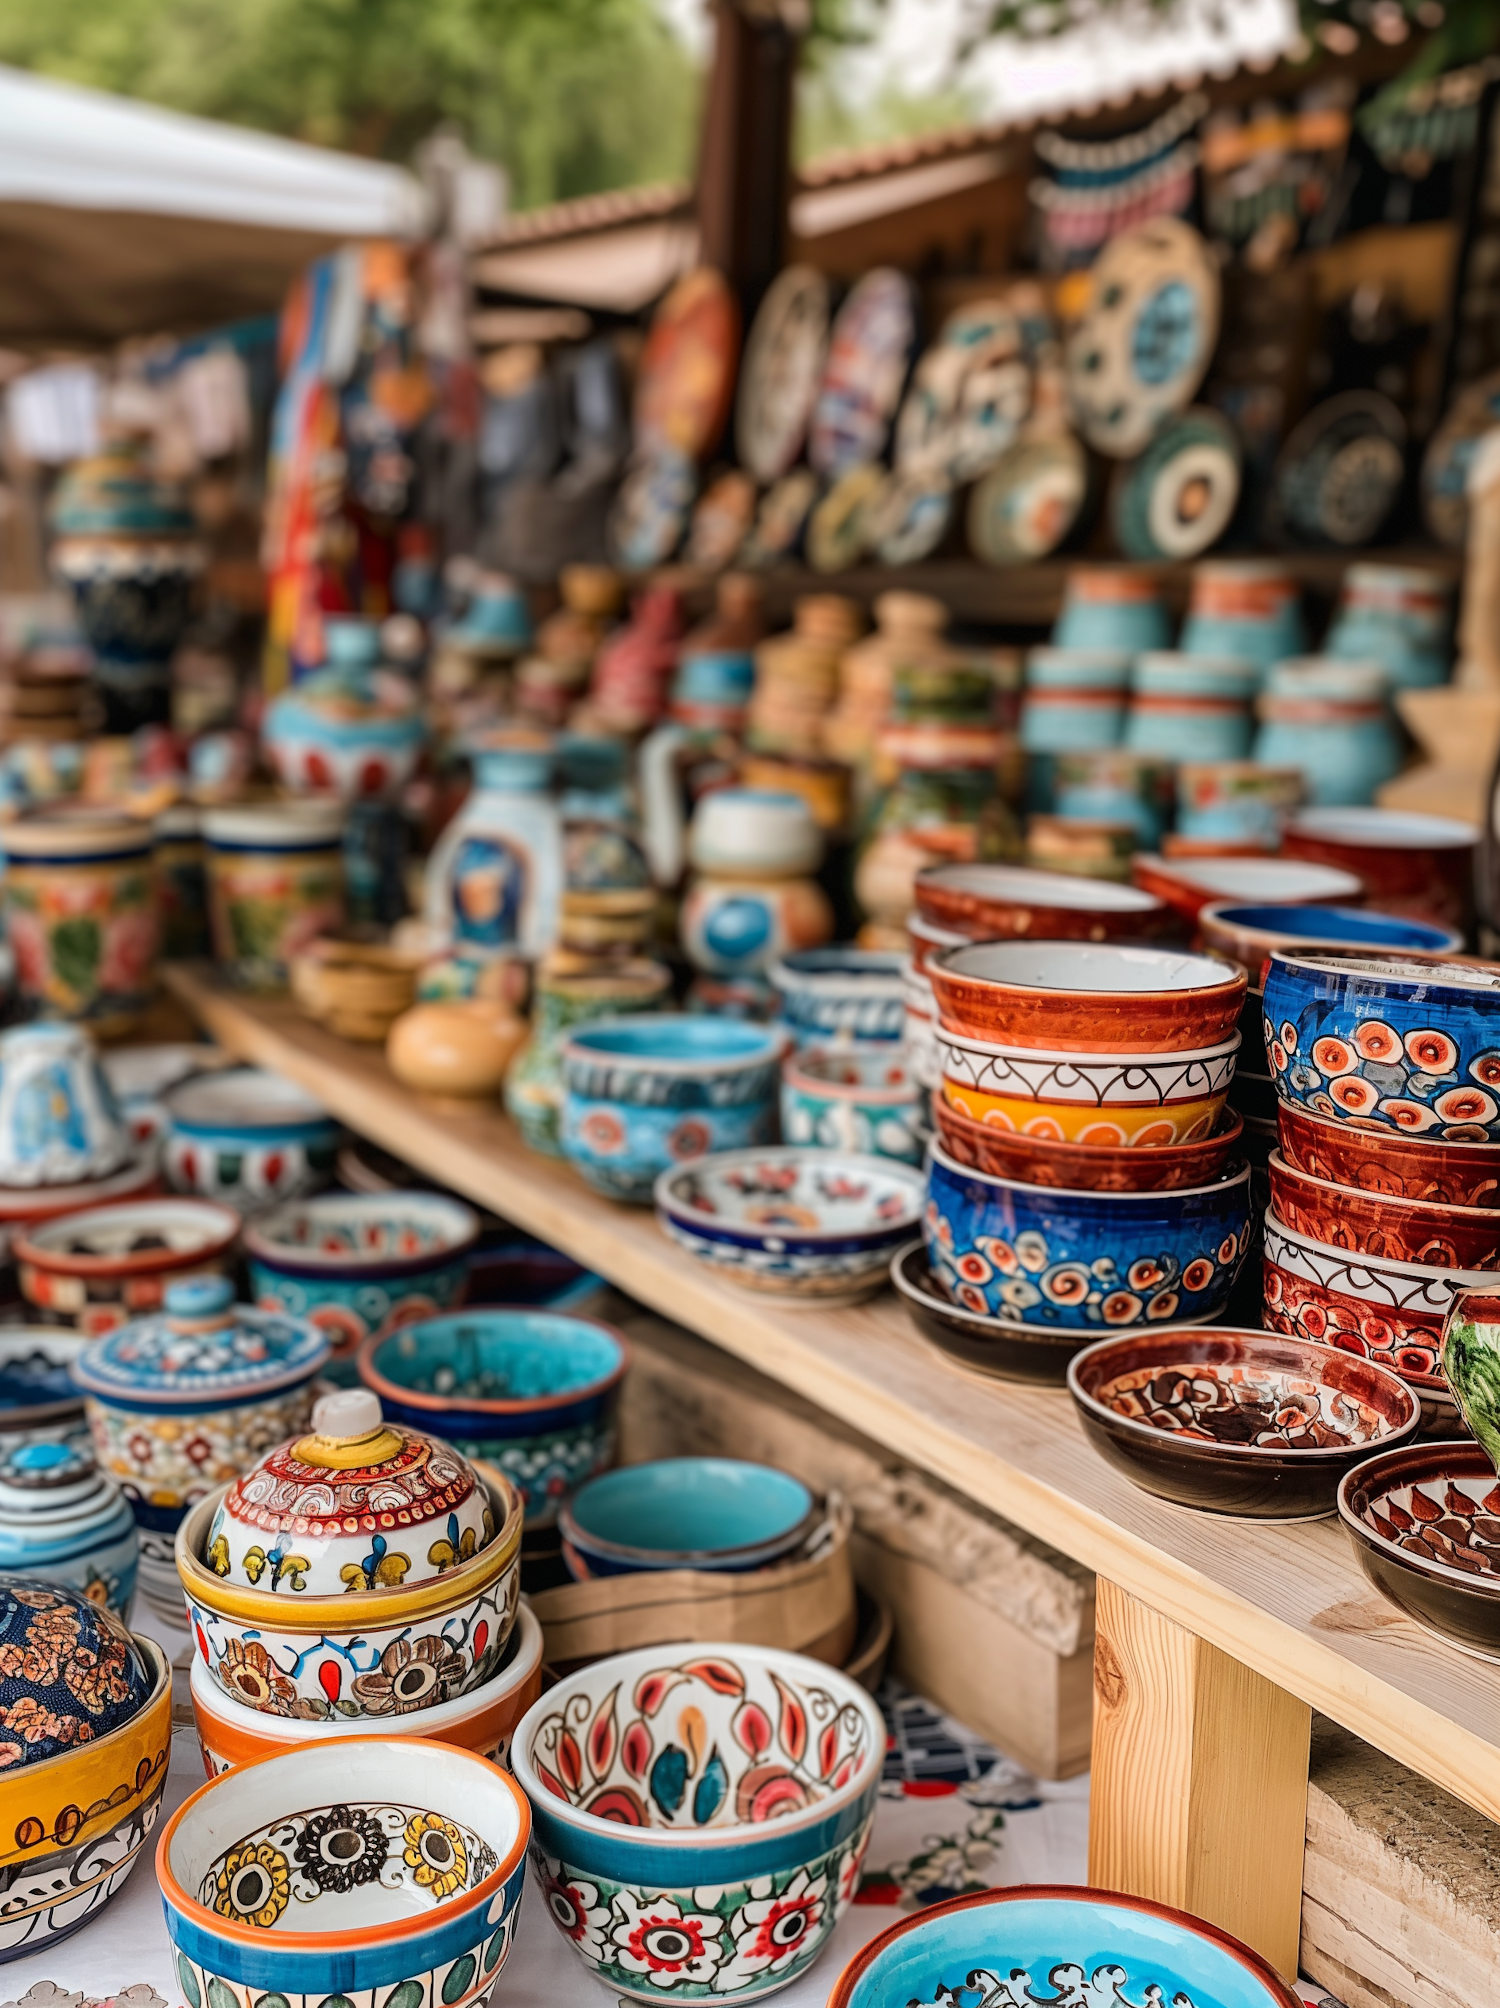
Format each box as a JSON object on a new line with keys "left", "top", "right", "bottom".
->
{"left": 826, "top": 1886, "right": 1300, "bottom": 2008}
{"left": 769, "top": 949, "right": 907, "bottom": 1046}
{"left": 359, "top": 1309, "right": 630, "bottom": 1527}
{"left": 1263, "top": 949, "right": 1500, "bottom": 1143}
{"left": 925, "top": 1140, "right": 1252, "bottom": 1330}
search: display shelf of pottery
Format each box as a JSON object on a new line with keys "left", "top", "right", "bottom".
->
{"left": 1, "top": 808, "right": 161, "bottom": 1035}
{"left": 13, "top": 1194, "right": 239, "bottom": 1337}
{"left": 680, "top": 790, "right": 833, "bottom": 1015}
{"left": 506, "top": 955, "right": 670, "bottom": 1156}
{"left": 558, "top": 1457, "right": 819, "bottom": 1578}
{"left": 163, "top": 1065, "right": 340, "bottom": 1210}
{"left": 202, "top": 799, "right": 347, "bottom": 994}
{"left": 289, "top": 933, "right": 425, "bottom": 1042}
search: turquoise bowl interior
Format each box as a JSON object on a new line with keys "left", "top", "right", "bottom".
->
{"left": 370, "top": 1311, "right": 623, "bottom": 1405}
{"left": 1214, "top": 903, "right": 1456, "bottom": 950}
{"left": 570, "top": 1017, "right": 781, "bottom": 1064}
{"left": 567, "top": 1457, "right": 813, "bottom": 1558}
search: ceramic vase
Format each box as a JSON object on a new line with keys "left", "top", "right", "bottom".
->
{"left": 202, "top": 802, "right": 346, "bottom": 994}
{"left": 505, "top": 957, "right": 671, "bottom": 1157}
{"left": 680, "top": 790, "right": 833, "bottom": 988}
{"left": 0, "top": 1023, "right": 132, "bottom": 1190}
{"left": 425, "top": 731, "right": 564, "bottom": 961}
{"left": 2, "top": 812, "right": 161, "bottom": 1036}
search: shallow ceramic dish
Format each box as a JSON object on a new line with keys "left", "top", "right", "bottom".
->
{"left": 1263, "top": 949, "right": 1500, "bottom": 1143}
{"left": 655, "top": 1146, "right": 924, "bottom": 1306}
{"left": 933, "top": 1093, "right": 1246, "bottom": 1193}
{"left": 562, "top": 1016, "right": 786, "bottom": 1204}
{"left": 1203, "top": 903, "right": 1462, "bottom": 985}
{"left": 780, "top": 1045, "right": 925, "bottom": 1164}
{"left": 1069, "top": 1325, "right": 1420, "bottom": 1519}
{"left": 244, "top": 1190, "right": 480, "bottom": 1362}
{"left": 164, "top": 1066, "right": 341, "bottom": 1209}
{"left": 0, "top": 1439, "right": 138, "bottom": 1611}
{"left": 1130, "top": 852, "right": 1365, "bottom": 927}
{"left": 559, "top": 1458, "right": 818, "bottom": 1578}
{"left": 158, "top": 1737, "right": 530, "bottom": 2008}
{"left": 359, "top": 1308, "right": 630, "bottom": 1527}
{"left": 1338, "top": 1439, "right": 1500, "bottom": 1658}
{"left": 1284, "top": 805, "right": 1477, "bottom": 930}
{"left": 0, "top": 1585, "right": 171, "bottom": 1964}
{"left": 1268, "top": 1150, "right": 1500, "bottom": 1270}
{"left": 514, "top": 1641, "right": 884, "bottom": 2003}
{"left": 929, "top": 940, "right": 1245, "bottom": 1053}
{"left": 913, "top": 862, "right": 1176, "bottom": 943}
{"left": 189, "top": 1599, "right": 544, "bottom": 1776}
{"left": 14, "top": 1196, "right": 239, "bottom": 1337}
{"left": 926, "top": 1142, "right": 1252, "bottom": 1330}
{"left": 0, "top": 1022, "right": 133, "bottom": 1188}
{"left": 825, "top": 1885, "right": 1301, "bottom": 2008}
{"left": 1276, "top": 1098, "right": 1500, "bottom": 1208}
{"left": 769, "top": 948, "right": 906, "bottom": 1044}
{"left": 890, "top": 1242, "right": 1083, "bottom": 1383}
{"left": 938, "top": 1024, "right": 1240, "bottom": 1146}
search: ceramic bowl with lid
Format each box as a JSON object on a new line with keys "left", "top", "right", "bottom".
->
{"left": 0, "top": 1439, "right": 138, "bottom": 1613}
{"left": 164, "top": 1066, "right": 341, "bottom": 1211}
{"left": 0, "top": 1022, "right": 133, "bottom": 1189}
{"left": 14, "top": 1195, "right": 239, "bottom": 1337}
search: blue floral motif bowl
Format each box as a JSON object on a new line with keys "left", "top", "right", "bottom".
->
{"left": 924, "top": 1140, "right": 1252, "bottom": 1330}
{"left": 780, "top": 1045, "right": 926, "bottom": 1164}
{"left": 559, "top": 1458, "right": 818, "bottom": 1578}
{"left": 562, "top": 1016, "right": 787, "bottom": 1204}
{"left": 513, "top": 1641, "right": 884, "bottom": 2003}
{"left": 825, "top": 1886, "right": 1301, "bottom": 2008}
{"left": 769, "top": 949, "right": 907, "bottom": 1045}
{"left": 358, "top": 1309, "right": 631, "bottom": 1528}
{"left": 1262, "top": 950, "right": 1500, "bottom": 1143}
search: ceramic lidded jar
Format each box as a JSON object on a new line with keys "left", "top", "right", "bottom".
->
{"left": 1, "top": 811, "right": 162, "bottom": 1036}
{"left": 0, "top": 1023, "right": 133, "bottom": 1190}
{"left": 205, "top": 1388, "right": 494, "bottom": 1597}
{"left": 0, "top": 1438, "right": 138, "bottom": 1613}
{"left": 680, "top": 789, "right": 833, "bottom": 997}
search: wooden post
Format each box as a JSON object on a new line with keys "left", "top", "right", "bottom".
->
{"left": 1089, "top": 1578, "right": 1311, "bottom": 1984}
{"left": 695, "top": 0, "right": 800, "bottom": 314}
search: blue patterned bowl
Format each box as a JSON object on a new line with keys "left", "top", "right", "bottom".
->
{"left": 1262, "top": 950, "right": 1500, "bottom": 1143}
{"left": 826, "top": 1886, "right": 1300, "bottom": 2008}
{"left": 559, "top": 1458, "right": 817, "bottom": 1578}
{"left": 768, "top": 949, "right": 906, "bottom": 1045}
{"left": 780, "top": 1045, "right": 925, "bottom": 1163}
{"left": 158, "top": 1737, "right": 531, "bottom": 2008}
{"left": 925, "top": 1140, "right": 1252, "bottom": 1330}
{"left": 562, "top": 1016, "right": 786, "bottom": 1204}
{"left": 359, "top": 1309, "right": 630, "bottom": 1527}
{"left": 513, "top": 1641, "right": 884, "bottom": 2003}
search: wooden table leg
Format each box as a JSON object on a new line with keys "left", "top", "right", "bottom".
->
{"left": 1088, "top": 1577, "right": 1311, "bottom": 1982}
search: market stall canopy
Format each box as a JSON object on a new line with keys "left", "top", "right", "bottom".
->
{"left": 0, "top": 64, "right": 430, "bottom": 349}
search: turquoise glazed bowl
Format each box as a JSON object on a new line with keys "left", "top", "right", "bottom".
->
{"left": 0, "top": 1440, "right": 138, "bottom": 1614}
{"left": 769, "top": 949, "right": 907, "bottom": 1045}
{"left": 925, "top": 1140, "right": 1252, "bottom": 1330}
{"left": 358, "top": 1309, "right": 630, "bottom": 1527}
{"left": 826, "top": 1886, "right": 1300, "bottom": 2008}
{"left": 158, "top": 1737, "right": 531, "bottom": 2008}
{"left": 562, "top": 1016, "right": 786, "bottom": 1203}
{"left": 781, "top": 1044, "right": 925, "bottom": 1163}
{"left": 513, "top": 1641, "right": 884, "bottom": 2002}
{"left": 1263, "top": 949, "right": 1500, "bottom": 1142}
{"left": 245, "top": 1191, "right": 480, "bottom": 1368}
{"left": 558, "top": 1457, "right": 816, "bottom": 1577}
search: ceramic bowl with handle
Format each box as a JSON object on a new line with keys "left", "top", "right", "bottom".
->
{"left": 933, "top": 1093, "right": 1246, "bottom": 1194}
{"left": 928, "top": 940, "right": 1246, "bottom": 1053}
{"left": 558, "top": 1458, "right": 819, "bottom": 1578}
{"left": 1275, "top": 1097, "right": 1500, "bottom": 1209}
{"left": 513, "top": 1641, "right": 884, "bottom": 2003}
{"left": 938, "top": 1024, "right": 1240, "bottom": 1147}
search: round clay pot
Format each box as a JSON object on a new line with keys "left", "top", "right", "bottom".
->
{"left": 386, "top": 1001, "right": 526, "bottom": 1101}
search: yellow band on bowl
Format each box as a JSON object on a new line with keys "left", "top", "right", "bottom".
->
{"left": 939, "top": 1080, "right": 1227, "bottom": 1147}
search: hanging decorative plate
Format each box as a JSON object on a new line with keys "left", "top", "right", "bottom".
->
{"left": 1112, "top": 407, "right": 1242, "bottom": 560}
{"left": 608, "top": 448, "right": 697, "bottom": 569}
{"left": 735, "top": 265, "right": 832, "bottom": 483}
{"left": 1065, "top": 218, "right": 1221, "bottom": 458}
{"left": 684, "top": 468, "right": 758, "bottom": 570}
{"left": 739, "top": 468, "right": 821, "bottom": 568}
{"left": 808, "top": 269, "right": 919, "bottom": 478}
{"left": 894, "top": 301, "right": 1033, "bottom": 482}
{"left": 867, "top": 470, "right": 954, "bottom": 566}
{"left": 633, "top": 267, "right": 740, "bottom": 461}
{"left": 1421, "top": 369, "right": 1500, "bottom": 549}
{"left": 968, "top": 434, "right": 1090, "bottom": 565}
{"left": 1270, "top": 391, "right": 1407, "bottom": 549}
{"left": 806, "top": 464, "right": 886, "bottom": 573}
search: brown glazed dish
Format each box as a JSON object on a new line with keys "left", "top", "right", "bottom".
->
{"left": 912, "top": 862, "right": 1178, "bottom": 943}
{"left": 890, "top": 1241, "right": 1083, "bottom": 1385}
{"left": 1276, "top": 1099, "right": 1500, "bottom": 1210}
{"left": 1339, "top": 1438, "right": 1500, "bottom": 1657}
{"left": 1268, "top": 1151, "right": 1500, "bottom": 1270}
{"left": 927, "top": 940, "right": 1245, "bottom": 1054}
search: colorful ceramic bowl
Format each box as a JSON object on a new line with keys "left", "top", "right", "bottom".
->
{"left": 14, "top": 1196, "right": 239, "bottom": 1337}
{"left": 1069, "top": 1325, "right": 1420, "bottom": 1519}
{"left": 655, "top": 1146, "right": 925, "bottom": 1306}
{"left": 826, "top": 1886, "right": 1301, "bottom": 2008}
{"left": 203, "top": 799, "right": 346, "bottom": 994}
{"left": 914, "top": 862, "right": 1176, "bottom": 943}
{"left": 932, "top": 1093, "right": 1246, "bottom": 1193}
{"left": 1338, "top": 1439, "right": 1500, "bottom": 1658}
{"left": 562, "top": 1016, "right": 786, "bottom": 1205}
{"left": 1276, "top": 1098, "right": 1500, "bottom": 1208}
{"left": 925, "top": 1141, "right": 1252, "bottom": 1331}
{"left": 0, "top": 1328, "right": 91, "bottom": 1450}
{"left": 559, "top": 1458, "right": 818, "bottom": 1578}
{"left": 165, "top": 1067, "right": 341, "bottom": 1209}
{"left": 1200, "top": 903, "right": 1462, "bottom": 984}
{"left": 938, "top": 1025, "right": 1240, "bottom": 1146}
{"left": 768, "top": 949, "right": 907, "bottom": 1044}
{"left": 1284, "top": 806, "right": 1478, "bottom": 932}
{"left": 157, "top": 1737, "right": 530, "bottom": 2008}
{"left": 0, "top": 1440, "right": 138, "bottom": 1612}
{"left": 188, "top": 1598, "right": 544, "bottom": 1776}
{"left": 514, "top": 1641, "right": 884, "bottom": 2003}
{"left": 780, "top": 1044, "right": 926, "bottom": 1164}
{"left": 929, "top": 941, "right": 1245, "bottom": 1054}
{"left": 1130, "top": 852, "right": 1365, "bottom": 927}
{"left": 245, "top": 1190, "right": 479, "bottom": 1362}
{"left": 0, "top": 1595, "right": 170, "bottom": 1965}
{"left": 0, "top": 1022, "right": 132, "bottom": 1189}
{"left": 177, "top": 1461, "right": 523, "bottom": 1722}
{"left": 890, "top": 1242, "right": 1083, "bottom": 1383}
{"left": 0, "top": 1144, "right": 165, "bottom": 1263}
{"left": 1262, "top": 950, "right": 1500, "bottom": 1143}
{"left": 1268, "top": 1150, "right": 1500, "bottom": 1269}
{"left": 359, "top": 1308, "right": 631, "bottom": 1527}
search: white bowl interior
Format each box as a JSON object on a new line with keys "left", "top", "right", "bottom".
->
{"left": 944, "top": 942, "right": 1233, "bottom": 996}
{"left": 923, "top": 865, "right": 1160, "bottom": 912}
{"left": 1289, "top": 808, "right": 1478, "bottom": 847}
{"left": 1141, "top": 856, "right": 1363, "bottom": 902}
{"left": 170, "top": 1070, "right": 330, "bottom": 1130}
{"left": 26, "top": 1198, "right": 232, "bottom": 1258}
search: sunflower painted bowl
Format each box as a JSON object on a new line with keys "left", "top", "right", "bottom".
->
{"left": 158, "top": 1737, "right": 530, "bottom": 2008}
{"left": 513, "top": 1641, "right": 884, "bottom": 2003}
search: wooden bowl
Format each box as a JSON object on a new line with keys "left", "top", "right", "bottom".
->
{"left": 291, "top": 936, "right": 424, "bottom": 1042}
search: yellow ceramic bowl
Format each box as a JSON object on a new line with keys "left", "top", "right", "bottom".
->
{"left": 938, "top": 1079, "right": 1228, "bottom": 1147}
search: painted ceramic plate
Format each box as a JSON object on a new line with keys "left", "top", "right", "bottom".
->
{"left": 867, "top": 469, "right": 954, "bottom": 565}
{"left": 735, "top": 264, "right": 832, "bottom": 483}
{"left": 806, "top": 464, "right": 885, "bottom": 573}
{"left": 809, "top": 269, "right": 919, "bottom": 478}
{"left": 1271, "top": 391, "right": 1407, "bottom": 548}
{"left": 893, "top": 301, "right": 1032, "bottom": 481}
{"left": 1421, "top": 368, "right": 1500, "bottom": 549}
{"left": 968, "top": 433, "right": 1089, "bottom": 564}
{"left": 1112, "top": 407, "right": 1241, "bottom": 560}
{"left": 608, "top": 448, "right": 696, "bottom": 569}
{"left": 634, "top": 267, "right": 739, "bottom": 460}
{"left": 739, "top": 467, "right": 820, "bottom": 568}
{"left": 684, "top": 468, "right": 758, "bottom": 570}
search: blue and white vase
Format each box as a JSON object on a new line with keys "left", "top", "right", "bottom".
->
{"left": 425, "top": 732, "right": 564, "bottom": 961}
{"left": 0, "top": 1440, "right": 138, "bottom": 1614}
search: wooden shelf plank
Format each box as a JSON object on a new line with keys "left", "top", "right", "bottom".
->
{"left": 167, "top": 963, "right": 1500, "bottom": 1827}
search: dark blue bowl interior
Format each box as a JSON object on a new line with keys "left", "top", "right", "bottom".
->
{"left": 570, "top": 1017, "right": 778, "bottom": 1062}
{"left": 371, "top": 1311, "right": 622, "bottom": 1403}
{"left": 568, "top": 1458, "right": 813, "bottom": 1556}
{"left": 1218, "top": 903, "right": 1454, "bottom": 950}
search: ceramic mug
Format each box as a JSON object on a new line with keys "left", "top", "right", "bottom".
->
{"left": 1, "top": 811, "right": 161, "bottom": 1036}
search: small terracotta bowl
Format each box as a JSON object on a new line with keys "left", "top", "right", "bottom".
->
{"left": 1338, "top": 1439, "right": 1500, "bottom": 1658}
{"left": 913, "top": 862, "right": 1177, "bottom": 943}
{"left": 1276, "top": 1099, "right": 1500, "bottom": 1209}
{"left": 929, "top": 940, "right": 1245, "bottom": 1054}
{"left": 890, "top": 1243, "right": 1082, "bottom": 1384}
{"left": 1069, "top": 1325, "right": 1419, "bottom": 1519}
{"left": 1268, "top": 1150, "right": 1500, "bottom": 1271}
{"left": 932, "top": 1094, "right": 1245, "bottom": 1193}
{"left": 14, "top": 1197, "right": 240, "bottom": 1337}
